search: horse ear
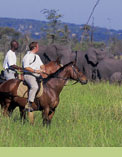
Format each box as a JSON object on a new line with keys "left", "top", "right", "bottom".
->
{"left": 73, "top": 61, "right": 76, "bottom": 66}
{"left": 56, "top": 56, "right": 61, "bottom": 65}
{"left": 73, "top": 51, "right": 77, "bottom": 65}
{"left": 75, "top": 51, "right": 77, "bottom": 63}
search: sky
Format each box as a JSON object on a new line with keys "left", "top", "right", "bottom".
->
{"left": 0, "top": 0, "right": 122, "bottom": 30}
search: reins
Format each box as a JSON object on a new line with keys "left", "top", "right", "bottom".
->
{"left": 22, "top": 63, "right": 82, "bottom": 85}
{"left": 71, "top": 65, "right": 83, "bottom": 83}
{"left": 41, "top": 64, "right": 81, "bottom": 85}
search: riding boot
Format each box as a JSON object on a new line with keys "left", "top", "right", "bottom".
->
{"left": 25, "top": 101, "right": 33, "bottom": 112}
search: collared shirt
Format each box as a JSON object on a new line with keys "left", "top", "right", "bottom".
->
{"left": 22, "top": 51, "right": 43, "bottom": 70}
{"left": 3, "top": 50, "right": 17, "bottom": 69}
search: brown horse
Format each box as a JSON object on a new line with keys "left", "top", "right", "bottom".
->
{"left": 0, "top": 62, "right": 87, "bottom": 125}
{"left": 0, "top": 59, "right": 61, "bottom": 113}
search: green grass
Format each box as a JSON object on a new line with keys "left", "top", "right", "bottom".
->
{"left": 0, "top": 81, "right": 122, "bottom": 147}
{"left": 0, "top": 51, "right": 122, "bottom": 146}
{"left": 0, "top": 52, "right": 4, "bottom": 70}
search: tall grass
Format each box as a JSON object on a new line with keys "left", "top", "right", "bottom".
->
{"left": 0, "top": 52, "right": 122, "bottom": 146}
{"left": 0, "top": 52, "right": 4, "bottom": 70}
{"left": 0, "top": 81, "right": 122, "bottom": 147}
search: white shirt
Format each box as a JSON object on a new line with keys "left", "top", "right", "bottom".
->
{"left": 22, "top": 51, "right": 43, "bottom": 70}
{"left": 3, "top": 50, "right": 17, "bottom": 69}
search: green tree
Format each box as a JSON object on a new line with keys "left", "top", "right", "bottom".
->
{"left": 0, "top": 27, "right": 20, "bottom": 54}
{"left": 59, "top": 24, "right": 71, "bottom": 45}
{"left": 18, "top": 33, "right": 32, "bottom": 65}
{"left": 41, "top": 9, "right": 63, "bottom": 44}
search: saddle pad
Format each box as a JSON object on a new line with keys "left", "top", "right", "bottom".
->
{"left": 17, "top": 81, "right": 43, "bottom": 98}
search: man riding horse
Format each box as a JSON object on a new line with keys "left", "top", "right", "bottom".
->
{"left": 3, "top": 40, "right": 22, "bottom": 80}
{"left": 22, "top": 41, "right": 45, "bottom": 112}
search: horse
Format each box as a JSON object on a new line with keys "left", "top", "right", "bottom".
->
{"left": 0, "top": 62, "right": 87, "bottom": 125}
{"left": 0, "top": 58, "right": 62, "bottom": 113}
{"left": 0, "top": 70, "right": 6, "bottom": 84}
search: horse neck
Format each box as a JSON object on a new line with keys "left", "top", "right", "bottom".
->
{"left": 46, "top": 66, "right": 70, "bottom": 94}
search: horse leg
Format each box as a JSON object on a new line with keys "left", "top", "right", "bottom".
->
{"left": 19, "top": 106, "right": 26, "bottom": 123}
{"left": 7, "top": 101, "right": 17, "bottom": 117}
{"left": 3, "top": 101, "right": 11, "bottom": 117}
{"left": 28, "top": 112, "right": 34, "bottom": 125}
{"left": 48, "top": 108, "right": 56, "bottom": 125}
{"left": 47, "top": 101, "right": 58, "bottom": 125}
{"left": 19, "top": 106, "right": 34, "bottom": 125}
{"left": 0, "top": 101, "right": 4, "bottom": 110}
{"left": 42, "top": 107, "right": 50, "bottom": 127}
{"left": 0, "top": 100, "right": 5, "bottom": 113}
{"left": 7, "top": 107, "right": 15, "bottom": 117}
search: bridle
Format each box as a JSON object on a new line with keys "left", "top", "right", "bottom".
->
{"left": 38, "top": 64, "right": 84, "bottom": 84}
{"left": 71, "top": 65, "right": 84, "bottom": 84}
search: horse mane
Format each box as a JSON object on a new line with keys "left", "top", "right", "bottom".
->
{"left": 43, "top": 61, "right": 73, "bottom": 83}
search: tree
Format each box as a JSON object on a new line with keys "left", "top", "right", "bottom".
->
{"left": 80, "top": 0, "right": 101, "bottom": 46}
{"left": 109, "top": 37, "right": 122, "bottom": 58}
{"left": 18, "top": 33, "right": 32, "bottom": 65}
{"left": 60, "top": 24, "right": 71, "bottom": 44}
{"left": 80, "top": 25, "right": 91, "bottom": 43}
{"left": 40, "top": 9, "right": 63, "bottom": 44}
{"left": 0, "top": 27, "right": 20, "bottom": 54}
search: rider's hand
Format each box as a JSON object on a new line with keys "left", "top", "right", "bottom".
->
{"left": 40, "top": 65, "right": 46, "bottom": 73}
{"left": 35, "top": 70, "right": 42, "bottom": 74}
{"left": 40, "top": 68, "right": 45, "bottom": 73}
{"left": 18, "top": 68, "right": 23, "bottom": 72}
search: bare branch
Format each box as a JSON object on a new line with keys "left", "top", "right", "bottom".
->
{"left": 86, "top": 0, "right": 101, "bottom": 25}
{"left": 80, "top": 0, "right": 101, "bottom": 44}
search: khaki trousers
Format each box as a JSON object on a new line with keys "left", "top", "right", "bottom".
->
{"left": 24, "top": 74, "right": 39, "bottom": 102}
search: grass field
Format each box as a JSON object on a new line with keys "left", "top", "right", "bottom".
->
{"left": 0, "top": 81, "right": 122, "bottom": 147}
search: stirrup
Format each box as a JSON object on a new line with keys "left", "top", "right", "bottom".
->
{"left": 25, "top": 103, "right": 33, "bottom": 112}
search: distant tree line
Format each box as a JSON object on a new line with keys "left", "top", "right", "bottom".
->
{"left": 1, "top": 17, "right": 122, "bottom": 42}
{"left": 0, "top": 9, "right": 122, "bottom": 62}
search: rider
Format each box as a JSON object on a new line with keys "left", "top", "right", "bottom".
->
{"left": 22, "top": 41, "right": 45, "bottom": 112}
{"left": 3, "top": 40, "right": 22, "bottom": 80}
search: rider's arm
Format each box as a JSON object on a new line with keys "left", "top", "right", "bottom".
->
{"left": 24, "top": 67, "right": 41, "bottom": 74}
{"left": 9, "top": 65, "right": 22, "bottom": 71}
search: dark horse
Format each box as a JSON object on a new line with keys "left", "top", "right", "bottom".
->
{"left": 0, "top": 58, "right": 61, "bottom": 116}
{"left": 0, "top": 62, "right": 87, "bottom": 125}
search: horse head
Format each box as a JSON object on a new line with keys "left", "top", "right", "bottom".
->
{"left": 69, "top": 62, "right": 88, "bottom": 85}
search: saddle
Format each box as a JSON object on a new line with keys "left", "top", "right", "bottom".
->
{"left": 17, "top": 81, "right": 43, "bottom": 98}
